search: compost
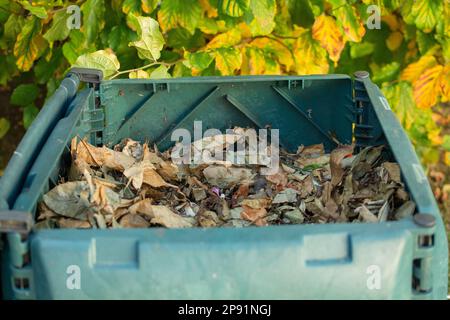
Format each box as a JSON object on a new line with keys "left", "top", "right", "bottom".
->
{"left": 36, "top": 128, "right": 415, "bottom": 229}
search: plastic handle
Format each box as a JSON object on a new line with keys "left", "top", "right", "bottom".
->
{"left": 0, "top": 73, "right": 81, "bottom": 210}
{"left": 360, "top": 78, "right": 439, "bottom": 216}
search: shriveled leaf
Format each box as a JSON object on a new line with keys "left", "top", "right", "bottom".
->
{"left": 312, "top": 14, "right": 345, "bottom": 63}
{"left": 43, "top": 181, "right": 91, "bottom": 219}
{"left": 203, "top": 165, "right": 254, "bottom": 188}
{"left": 128, "top": 15, "right": 165, "bottom": 62}
{"left": 130, "top": 200, "right": 193, "bottom": 228}
{"left": 73, "top": 49, "right": 120, "bottom": 79}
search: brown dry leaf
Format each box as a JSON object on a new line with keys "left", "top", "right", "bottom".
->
{"left": 143, "top": 168, "right": 169, "bottom": 188}
{"left": 37, "top": 202, "right": 57, "bottom": 221}
{"left": 240, "top": 198, "right": 271, "bottom": 209}
{"left": 330, "top": 145, "right": 354, "bottom": 186}
{"left": 297, "top": 143, "right": 325, "bottom": 156}
{"left": 119, "top": 214, "right": 150, "bottom": 228}
{"left": 198, "top": 210, "right": 220, "bottom": 227}
{"left": 382, "top": 162, "right": 401, "bottom": 183}
{"left": 129, "top": 199, "right": 193, "bottom": 228}
{"left": 158, "top": 161, "right": 179, "bottom": 181}
{"left": 266, "top": 169, "right": 288, "bottom": 188}
{"left": 241, "top": 205, "right": 267, "bottom": 226}
{"left": 202, "top": 166, "right": 254, "bottom": 188}
{"left": 74, "top": 138, "right": 136, "bottom": 171}
{"left": 58, "top": 218, "right": 91, "bottom": 229}
{"left": 91, "top": 184, "right": 121, "bottom": 215}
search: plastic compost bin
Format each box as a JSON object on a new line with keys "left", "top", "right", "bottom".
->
{"left": 0, "top": 68, "right": 447, "bottom": 300}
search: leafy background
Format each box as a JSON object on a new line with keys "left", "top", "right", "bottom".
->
{"left": 0, "top": 0, "right": 449, "bottom": 285}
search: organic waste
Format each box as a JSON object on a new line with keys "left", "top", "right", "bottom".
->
{"left": 35, "top": 128, "right": 415, "bottom": 229}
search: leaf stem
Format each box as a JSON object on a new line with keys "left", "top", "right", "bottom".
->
{"left": 109, "top": 60, "right": 180, "bottom": 80}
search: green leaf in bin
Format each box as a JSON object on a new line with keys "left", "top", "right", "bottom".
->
{"left": 23, "top": 104, "right": 39, "bottom": 129}
{"left": 0, "top": 117, "right": 11, "bottom": 139}
{"left": 10, "top": 84, "right": 40, "bottom": 107}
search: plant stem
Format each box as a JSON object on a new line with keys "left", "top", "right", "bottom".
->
{"left": 109, "top": 60, "right": 181, "bottom": 80}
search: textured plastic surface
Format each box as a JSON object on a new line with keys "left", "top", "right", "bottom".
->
{"left": 0, "top": 73, "right": 447, "bottom": 299}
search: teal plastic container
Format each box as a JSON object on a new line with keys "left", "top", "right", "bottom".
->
{"left": 0, "top": 69, "right": 447, "bottom": 299}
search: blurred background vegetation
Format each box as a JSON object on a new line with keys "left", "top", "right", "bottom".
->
{"left": 0, "top": 0, "right": 449, "bottom": 279}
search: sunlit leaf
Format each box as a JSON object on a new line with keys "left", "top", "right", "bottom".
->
{"left": 413, "top": 64, "right": 444, "bottom": 108}
{"left": 128, "top": 16, "right": 165, "bottom": 61}
{"left": 411, "top": 0, "right": 442, "bottom": 33}
{"left": 219, "top": 0, "right": 249, "bottom": 17}
{"left": 334, "top": 4, "right": 366, "bottom": 43}
{"left": 214, "top": 47, "right": 242, "bottom": 75}
{"left": 438, "top": 64, "right": 450, "bottom": 102}
{"left": 371, "top": 61, "right": 400, "bottom": 83}
{"left": 150, "top": 65, "right": 172, "bottom": 78}
{"left": 129, "top": 69, "right": 149, "bottom": 78}
{"left": 312, "top": 14, "right": 345, "bottom": 63}
{"left": 73, "top": 49, "right": 120, "bottom": 79}
{"left": 241, "top": 46, "right": 266, "bottom": 75}
{"left": 158, "top": 0, "right": 202, "bottom": 34}
{"left": 200, "top": 0, "right": 218, "bottom": 18}
{"left": 401, "top": 55, "right": 437, "bottom": 82}
{"left": 293, "top": 30, "right": 329, "bottom": 74}
{"left": 247, "top": 0, "right": 276, "bottom": 36}
{"left": 206, "top": 28, "right": 241, "bottom": 49}
{"left": 250, "top": 37, "right": 294, "bottom": 71}
{"left": 183, "top": 51, "right": 215, "bottom": 74}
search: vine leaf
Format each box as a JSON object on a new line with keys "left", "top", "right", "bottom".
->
{"left": 128, "top": 16, "right": 165, "bottom": 62}
{"left": 14, "top": 17, "right": 47, "bottom": 72}
{"left": 293, "top": 30, "right": 329, "bottom": 75}
{"left": 158, "top": 0, "right": 202, "bottom": 34}
{"left": 413, "top": 64, "right": 444, "bottom": 109}
{"left": 73, "top": 49, "right": 120, "bottom": 79}
{"left": 312, "top": 14, "right": 345, "bottom": 64}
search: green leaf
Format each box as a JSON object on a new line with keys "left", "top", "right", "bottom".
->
{"left": 416, "top": 30, "right": 437, "bottom": 55}
{"left": 167, "top": 28, "right": 205, "bottom": 50}
{"left": 219, "top": 0, "right": 249, "bottom": 17}
{"left": 213, "top": 47, "right": 242, "bottom": 75}
{"left": 350, "top": 42, "right": 375, "bottom": 58}
{"left": 289, "top": 0, "right": 315, "bottom": 28}
{"left": 0, "top": 55, "right": 18, "bottom": 86}
{"left": 172, "top": 61, "right": 192, "bottom": 77}
{"left": 13, "top": 16, "right": 48, "bottom": 72}
{"left": 245, "top": 0, "right": 276, "bottom": 36}
{"left": 443, "top": 135, "right": 450, "bottom": 152}
{"left": 20, "top": 1, "right": 48, "bottom": 19}
{"left": 34, "top": 48, "right": 64, "bottom": 84}
{"left": 44, "top": 10, "right": 71, "bottom": 43}
{"left": 73, "top": 49, "right": 120, "bottom": 79}
{"left": 122, "top": 0, "right": 142, "bottom": 14}
{"left": 81, "top": 0, "right": 105, "bottom": 43}
{"left": 183, "top": 51, "right": 215, "bottom": 74}
{"left": 333, "top": 4, "right": 366, "bottom": 42}
{"left": 141, "top": 0, "right": 159, "bottom": 13}
{"left": 23, "top": 104, "right": 39, "bottom": 129}
{"left": 129, "top": 69, "right": 149, "bottom": 79}
{"left": 4, "top": 14, "right": 25, "bottom": 41}
{"left": 62, "top": 30, "right": 88, "bottom": 65}
{"left": 158, "top": 0, "right": 202, "bottom": 34}
{"left": 11, "top": 84, "right": 40, "bottom": 107}
{"left": 371, "top": 61, "right": 400, "bottom": 84}
{"left": 108, "top": 25, "right": 137, "bottom": 54}
{"left": 128, "top": 15, "right": 165, "bottom": 62}
{"left": 150, "top": 65, "right": 171, "bottom": 79}
{"left": 0, "top": 117, "right": 11, "bottom": 139}
{"left": 411, "top": 0, "right": 442, "bottom": 33}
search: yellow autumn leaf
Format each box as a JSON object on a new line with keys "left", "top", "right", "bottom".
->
{"left": 386, "top": 31, "right": 403, "bottom": 51}
{"left": 293, "top": 31, "right": 329, "bottom": 75}
{"left": 199, "top": 0, "right": 218, "bottom": 18}
{"left": 206, "top": 28, "right": 241, "bottom": 49}
{"left": 312, "top": 14, "right": 345, "bottom": 63}
{"left": 250, "top": 37, "right": 294, "bottom": 72}
{"left": 401, "top": 55, "right": 437, "bottom": 82}
{"left": 214, "top": 47, "right": 242, "bottom": 75}
{"left": 438, "top": 64, "right": 450, "bottom": 102}
{"left": 445, "top": 152, "right": 450, "bottom": 167}
{"left": 381, "top": 14, "right": 400, "bottom": 31}
{"left": 413, "top": 64, "right": 443, "bottom": 108}
{"left": 241, "top": 47, "right": 266, "bottom": 75}
{"left": 334, "top": 5, "right": 365, "bottom": 43}
{"left": 129, "top": 69, "right": 150, "bottom": 79}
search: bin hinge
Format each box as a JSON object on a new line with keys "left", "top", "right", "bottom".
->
{"left": 69, "top": 68, "right": 103, "bottom": 86}
{"left": 411, "top": 213, "right": 435, "bottom": 297}
{"left": 0, "top": 211, "right": 33, "bottom": 235}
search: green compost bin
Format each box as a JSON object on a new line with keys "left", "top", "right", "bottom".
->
{"left": 0, "top": 69, "right": 447, "bottom": 299}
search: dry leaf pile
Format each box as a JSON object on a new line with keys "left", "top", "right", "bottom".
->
{"left": 35, "top": 129, "right": 415, "bottom": 229}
